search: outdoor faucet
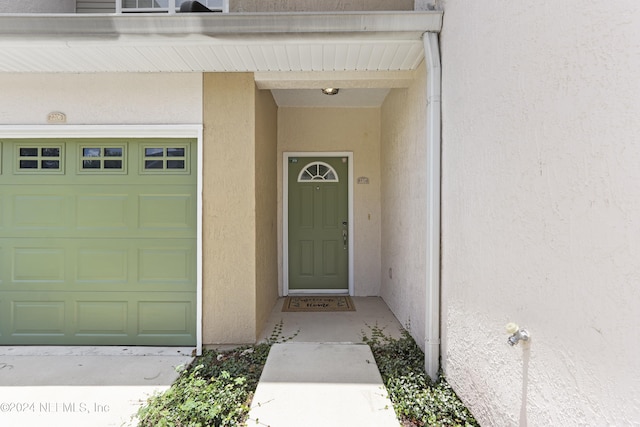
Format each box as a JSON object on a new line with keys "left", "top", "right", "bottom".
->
{"left": 505, "top": 323, "right": 530, "bottom": 346}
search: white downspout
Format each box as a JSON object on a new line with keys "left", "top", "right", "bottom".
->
{"left": 423, "top": 31, "right": 441, "bottom": 381}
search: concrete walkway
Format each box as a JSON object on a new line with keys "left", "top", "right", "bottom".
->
{"left": 252, "top": 297, "right": 406, "bottom": 426}
{"left": 248, "top": 342, "right": 398, "bottom": 427}
{"left": 0, "top": 298, "right": 405, "bottom": 426}
{"left": 0, "top": 346, "right": 192, "bottom": 427}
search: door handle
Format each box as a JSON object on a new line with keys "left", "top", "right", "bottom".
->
{"left": 342, "top": 220, "right": 348, "bottom": 248}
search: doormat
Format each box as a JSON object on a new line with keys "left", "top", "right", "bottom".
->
{"left": 282, "top": 296, "right": 355, "bottom": 312}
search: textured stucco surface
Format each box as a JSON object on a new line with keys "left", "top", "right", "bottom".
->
{"left": 0, "top": 73, "right": 202, "bottom": 125}
{"left": 202, "top": 73, "right": 257, "bottom": 344}
{"left": 254, "top": 87, "right": 279, "bottom": 337}
{"left": 380, "top": 60, "right": 428, "bottom": 347}
{"left": 231, "top": 0, "right": 412, "bottom": 12}
{"left": 0, "top": 0, "right": 75, "bottom": 13}
{"left": 277, "top": 107, "right": 382, "bottom": 296}
{"left": 439, "top": 1, "right": 640, "bottom": 425}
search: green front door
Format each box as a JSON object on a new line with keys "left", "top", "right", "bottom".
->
{"left": 288, "top": 156, "right": 348, "bottom": 292}
{"left": 0, "top": 138, "right": 196, "bottom": 345}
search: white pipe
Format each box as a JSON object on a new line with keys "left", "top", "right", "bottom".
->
{"left": 423, "top": 31, "right": 441, "bottom": 382}
{"left": 196, "top": 125, "right": 204, "bottom": 356}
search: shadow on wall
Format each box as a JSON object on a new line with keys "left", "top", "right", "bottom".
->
{"left": 520, "top": 344, "right": 530, "bottom": 427}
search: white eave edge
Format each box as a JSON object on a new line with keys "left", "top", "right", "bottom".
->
{"left": 0, "top": 11, "right": 442, "bottom": 38}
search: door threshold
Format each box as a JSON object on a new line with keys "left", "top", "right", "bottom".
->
{"left": 287, "top": 290, "right": 350, "bottom": 296}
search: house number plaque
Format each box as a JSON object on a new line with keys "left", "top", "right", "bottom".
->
{"left": 47, "top": 112, "right": 67, "bottom": 123}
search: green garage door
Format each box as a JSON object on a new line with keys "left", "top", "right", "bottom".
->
{"left": 0, "top": 138, "right": 196, "bottom": 346}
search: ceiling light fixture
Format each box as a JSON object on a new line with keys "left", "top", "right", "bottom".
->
{"left": 321, "top": 88, "right": 339, "bottom": 95}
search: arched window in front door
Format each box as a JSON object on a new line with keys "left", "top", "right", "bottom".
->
{"left": 297, "top": 161, "right": 339, "bottom": 182}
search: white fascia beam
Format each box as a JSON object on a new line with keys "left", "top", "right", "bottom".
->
{"left": 254, "top": 70, "right": 418, "bottom": 90}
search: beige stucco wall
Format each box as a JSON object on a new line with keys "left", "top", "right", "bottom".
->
{"left": 0, "top": 73, "right": 202, "bottom": 125}
{"left": 254, "top": 86, "right": 279, "bottom": 337}
{"left": 379, "top": 60, "right": 428, "bottom": 346}
{"left": 202, "top": 73, "right": 257, "bottom": 344}
{"left": 439, "top": 0, "right": 640, "bottom": 425}
{"left": 278, "top": 107, "right": 382, "bottom": 296}
{"left": 231, "top": 0, "right": 413, "bottom": 12}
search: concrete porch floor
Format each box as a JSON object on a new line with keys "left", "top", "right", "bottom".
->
{"left": 257, "top": 296, "right": 406, "bottom": 344}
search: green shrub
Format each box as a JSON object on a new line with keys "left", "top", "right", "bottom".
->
{"left": 136, "top": 344, "right": 270, "bottom": 427}
{"left": 136, "top": 321, "right": 296, "bottom": 427}
{"left": 137, "top": 322, "right": 478, "bottom": 427}
{"left": 363, "top": 326, "right": 479, "bottom": 427}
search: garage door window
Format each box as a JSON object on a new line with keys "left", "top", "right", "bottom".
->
{"left": 79, "top": 145, "right": 126, "bottom": 174}
{"left": 141, "top": 144, "right": 189, "bottom": 174}
{"left": 16, "top": 144, "right": 64, "bottom": 174}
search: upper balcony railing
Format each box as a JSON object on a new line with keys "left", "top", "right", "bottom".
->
{"left": 116, "top": 0, "right": 228, "bottom": 14}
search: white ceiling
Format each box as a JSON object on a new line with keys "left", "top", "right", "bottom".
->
{"left": 271, "top": 88, "right": 391, "bottom": 107}
{"left": 255, "top": 70, "right": 417, "bottom": 107}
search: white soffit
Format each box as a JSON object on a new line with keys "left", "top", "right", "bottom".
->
{"left": 271, "top": 88, "right": 391, "bottom": 108}
{"left": 0, "top": 12, "right": 442, "bottom": 73}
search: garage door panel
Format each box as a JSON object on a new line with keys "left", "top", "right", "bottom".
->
{"left": 13, "top": 247, "right": 66, "bottom": 283}
{"left": 76, "top": 248, "right": 128, "bottom": 284}
{"left": 77, "top": 194, "right": 129, "bottom": 229}
{"left": 1, "top": 187, "right": 73, "bottom": 237}
{"left": 75, "top": 301, "right": 129, "bottom": 336}
{"left": 0, "top": 291, "right": 196, "bottom": 345}
{"left": 0, "top": 138, "right": 197, "bottom": 346}
{"left": 139, "top": 194, "right": 193, "bottom": 230}
{"left": 12, "top": 194, "right": 67, "bottom": 229}
{"left": 138, "top": 246, "right": 192, "bottom": 285}
{"left": 2, "top": 238, "right": 195, "bottom": 292}
{"left": 1, "top": 188, "right": 195, "bottom": 239}
{"left": 138, "top": 300, "right": 193, "bottom": 337}
{"left": 75, "top": 239, "right": 194, "bottom": 291}
{"left": 0, "top": 194, "right": 5, "bottom": 229}
{"left": 0, "top": 246, "right": 4, "bottom": 286}
{"left": 12, "top": 300, "right": 66, "bottom": 336}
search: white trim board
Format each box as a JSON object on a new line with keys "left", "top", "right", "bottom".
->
{"left": 0, "top": 124, "right": 204, "bottom": 356}
{"left": 282, "top": 151, "right": 354, "bottom": 296}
